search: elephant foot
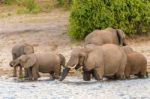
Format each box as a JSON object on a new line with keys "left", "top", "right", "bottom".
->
{"left": 33, "top": 78, "right": 38, "bottom": 81}
{"left": 93, "top": 70, "right": 103, "bottom": 81}
{"left": 83, "top": 71, "right": 91, "bottom": 81}
{"left": 146, "top": 72, "right": 149, "bottom": 78}
{"left": 49, "top": 77, "right": 55, "bottom": 81}
{"left": 24, "top": 76, "right": 33, "bottom": 81}
{"left": 118, "top": 75, "right": 125, "bottom": 80}
{"left": 138, "top": 75, "right": 145, "bottom": 78}
{"left": 54, "top": 76, "right": 60, "bottom": 79}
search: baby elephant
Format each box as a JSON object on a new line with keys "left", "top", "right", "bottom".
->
{"left": 10, "top": 43, "right": 34, "bottom": 77}
{"left": 123, "top": 46, "right": 148, "bottom": 79}
{"left": 13, "top": 53, "right": 65, "bottom": 80}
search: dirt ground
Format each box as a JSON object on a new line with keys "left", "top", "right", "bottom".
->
{"left": 0, "top": 7, "right": 150, "bottom": 77}
{"left": 0, "top": 8, "right": 72, "bottom": 76}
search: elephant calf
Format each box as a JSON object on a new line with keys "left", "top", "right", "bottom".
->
{"left": 10, "top": 43, "right": 34, "bottom": 77}
{"left": 123, "top": 46, "right": 148, "bottom": 79}
{"left": 13, "top": 53, "right": 66, "bottom": 80}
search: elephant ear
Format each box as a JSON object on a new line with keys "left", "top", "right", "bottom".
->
{"left": 23, "top": 54, "right": 36, "bottom": 69}
{"left": 80, "top": 49, "right": 89, "bottom": 66}
{"left": 23, "top": 44, "right": 34, "bottom": 54}
{"left": 116, "top": 29, "right": 126, "bottom": 46}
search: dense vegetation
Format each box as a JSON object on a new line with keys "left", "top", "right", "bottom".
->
{"left": 69, "top": 0, "right": 150, "bottom": 40}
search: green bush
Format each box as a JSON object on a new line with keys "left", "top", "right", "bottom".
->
{"left": 69, "top": 0, "right": 150, "bottom": 40}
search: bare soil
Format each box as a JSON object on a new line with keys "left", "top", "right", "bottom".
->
{"left": 0, "top": 7, "right": 150, "bottom": 77}
{"left": 0, "top": 8, "right": 74, "bottom": 76}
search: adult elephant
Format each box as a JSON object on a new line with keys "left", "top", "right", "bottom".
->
{"left": 60, "top": 44, "right": 127, "bottom": 81}
{"left": 9, "top": 43, "right": 34, "bottom": 77}
{"left": 84, "top": 27, "right": 127, "bottom": 46}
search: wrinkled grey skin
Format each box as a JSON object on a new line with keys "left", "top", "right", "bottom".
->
{"left": 123, "top": 46, "right": 148, "bottom": 79}
{"left": 60, "top": 44, "right": 127, "bottom": 81}
{"left": 10, "top": 43, "right": 34, "bottom": 77}
{"left": 13, "top": 53, "right": 65, "bottom": 80}
{"left": 84, "top": 27, "right": 127, "bottom": 46}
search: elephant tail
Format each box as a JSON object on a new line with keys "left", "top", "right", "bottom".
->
{"left": 58, "top": 54, "right": 66, "bottom": 68}
{"left": 116, "top": 29, "right": 126, "bottom": 46}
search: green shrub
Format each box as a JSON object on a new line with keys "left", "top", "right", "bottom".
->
{"left": 69, "top": 0, "right": 150, "bottom": 40}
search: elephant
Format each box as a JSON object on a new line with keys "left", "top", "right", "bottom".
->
{"left": 123, "top": 46, "right": 134, "bottom": 54}
{"left": 123, "top": 46, "right": 148, "bottom": 79}
{"left": 10, "top": 43, "right": 34, "bottom": 77}
{"left": 60, "top": 44, "right": 127, "bottom": 81}
{"left": 84, "top": 27, "right": 127, "bottom": 46}
{"left": 11, "top": 53, "right": 66, "bottom": 80}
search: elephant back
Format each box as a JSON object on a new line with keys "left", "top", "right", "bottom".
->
{"left": 123, "top": 46, "right": 134, "bottom": 54}
{"left": 12, "top": 43, "right": 34, "bottom": 59}
{"left": 84, "top": 28, "right": 120, "bottom": 46}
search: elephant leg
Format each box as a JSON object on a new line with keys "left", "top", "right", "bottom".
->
{"left": 91, "top": 70, "right": 101, "bottom": 80}
{"left": 25, "top": 68, "right": 33, "bottom": 80}
{"left": 32, "top": 66, "right": 39, "bottom": 80}
{"left": 83, "top": 70, "right": 91, "bottom": 81}
{"left": 125, "top": 74, "right": 130, "bottom": 79}
{"left": 19, "top": 66, "right": 23, "bottom": 78}
{"left": 37, "top": 72, "right": 40, "bottom": 78}
{"left": 116, "top": 72, "right": 125, "bottom": 80}
{"left": 124, "top": 65, "right": 131, "bottom": 79}
{"left": 94, "top": 68, "right": 103, "bottom": 81}
{"left": 54, "top": 66, "right": 61, "bottom": 79}
{"left": 139, "top": 65, "right": 147, "bottom": 78}
{"left": 50, "top": 71, "right": 55, "bottom": 80}
{"left": 137, "top": 72, "right": 145, "bottom": 78}
{"left": 116, "top": 65, "right": 126, "bottom": 80}
{"left": 24, "top": 68, "right": 28, "bottom": 78}
{"left": 13, "top": 66, "right": 17, "bottom": 77}
{"left": 24, "top": 68, "right": 32, "bottom": 78}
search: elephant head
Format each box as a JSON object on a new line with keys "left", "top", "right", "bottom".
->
{"left": 23, "top": 44, "right": 34, "bottom": 54}
{"left": 60, "top": 48, "right": 90, "bottom": 81}
{"left": 18, "top": 54, "right": 36, "bottom": 69}
{"left": 116, "top": 29, "right": 127, "bottom": 46}
{"left": 9, "top": 59, "right": 20, "bottom": 67}
{"left": 10, "top": 54, "right": 36, "bottom": 69}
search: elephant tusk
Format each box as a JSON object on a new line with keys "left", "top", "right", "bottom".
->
{"left": 67, "top": 65, "right": 77, "bottom": 69}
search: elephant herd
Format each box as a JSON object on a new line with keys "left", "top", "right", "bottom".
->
{"left": 9, "top": 27, "right": 148, "bottom": 81}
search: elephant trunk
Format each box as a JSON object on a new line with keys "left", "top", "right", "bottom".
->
{"left": 59, "top": 67, "right": 71, "bottom": 81}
